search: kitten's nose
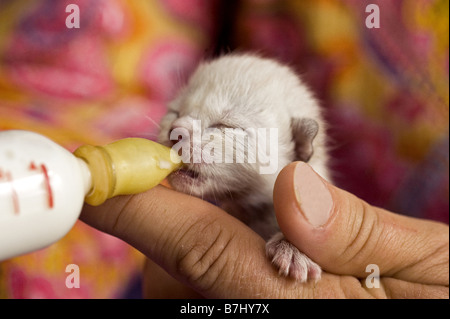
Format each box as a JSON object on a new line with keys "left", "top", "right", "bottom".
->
{"left": 171, "top": 116, "right": 195, "bottom": 131}
{"left": 169, "top": 116, "right": 195, "bottom": 146}
{"left": 168, "top": 118, "right": 192, "bottom": 146}
{"left": 168, "top": 128, "right": 183, "bottom": 146}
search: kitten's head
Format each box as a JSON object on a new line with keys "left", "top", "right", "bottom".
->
{"left": 158, "top": 54, "right": 322, "bottom": 202}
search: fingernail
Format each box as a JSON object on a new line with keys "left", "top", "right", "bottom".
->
{"left": 293, "top": 162, "right": 333, "bottom": 227}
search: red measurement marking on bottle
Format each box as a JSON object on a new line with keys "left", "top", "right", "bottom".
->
{"left": 29, "top": 161, "right": 37, "bottom": 170}
{"left": 28, "top": 161, "right": 54, "bottom": 209}
{"left": 5, "top": 171, "right": 20, "bottom": 215}
{"left": 40, "top": 164, "right": 54, "bottom": 209}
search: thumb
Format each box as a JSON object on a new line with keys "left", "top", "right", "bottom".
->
{"left": 274, "top": 162, "right": 449, "bottom": 286}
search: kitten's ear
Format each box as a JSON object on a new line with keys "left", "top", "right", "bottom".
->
{"left": 291, "top": 118, "right": 319, "bottom": 162}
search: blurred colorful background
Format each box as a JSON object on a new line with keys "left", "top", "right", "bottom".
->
{"left": 0, "top": 0, "right": 448, "bottom": 298}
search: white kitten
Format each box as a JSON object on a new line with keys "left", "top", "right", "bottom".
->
{"left": 158, "top": 53, "right": 330, "bottom": 282}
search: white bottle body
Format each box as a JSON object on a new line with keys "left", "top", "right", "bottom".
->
{"left": 0, "top": 130, "right": 91, "bottom": 260}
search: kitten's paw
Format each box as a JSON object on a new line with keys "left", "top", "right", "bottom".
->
{"left": 266, "top": 233, "right": 321, "bottom": 283}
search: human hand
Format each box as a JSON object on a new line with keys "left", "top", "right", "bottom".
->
{"left": 80, "top": 162, "right": 449, "bottom": 298}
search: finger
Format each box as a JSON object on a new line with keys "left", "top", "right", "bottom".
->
{"left": 79, "top": 186, "right": 295, "bottom": 298}
{"left": 142, "top": 257, "right": 449, "bottom": 299}
{"left": 143, "top": 258, "right": 203, "bottom": 299}
{"left": 380, "top": 278, "right": 449, "bottom": 299}
{"left": 274, "top": 162, "right": 449, "bottom": 286}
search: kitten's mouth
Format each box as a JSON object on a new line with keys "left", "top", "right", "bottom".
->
{"left": 169, "top": 166, "right": 207, "bottom": 195}
{"left": 173, "top": 167, "right": 201, "bottom": 180}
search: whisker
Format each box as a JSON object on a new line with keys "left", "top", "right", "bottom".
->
{"left": 214, "top": 167, "right": 234, "bottom": 203}
{"left": 189, "top": 173, "right": 195, "bottom": 197}
{"left": 144, "top": 115, "right": 162, "bottom": 129}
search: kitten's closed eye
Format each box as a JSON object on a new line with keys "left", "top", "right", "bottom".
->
{"left": 209, "top": 123, "right": 229, "bottom": 130}
{"left": 209, "top": 123, "right": 241, "bottom": 130}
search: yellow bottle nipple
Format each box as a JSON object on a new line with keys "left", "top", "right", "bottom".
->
{"left": 73, "top": 138, "right": 181, "bottom": 206}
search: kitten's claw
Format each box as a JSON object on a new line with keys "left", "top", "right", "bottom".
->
{"left": 266, "top": 233, "right": 321, "bottom": 283}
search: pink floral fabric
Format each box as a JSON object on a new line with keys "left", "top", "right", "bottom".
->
{"left": 0, "top": 0, "right": 219, "bottom": 298}
{"left": 233, "top": 0, "right": 449, "bottom": 221}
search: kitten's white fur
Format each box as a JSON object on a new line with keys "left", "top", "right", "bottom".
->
{"left": 158, "top": 54, "right": 329, "bottom": 282}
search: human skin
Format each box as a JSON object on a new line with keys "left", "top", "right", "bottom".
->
{"left": 80, "top": 162, "right": 449, "bottom": 299}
